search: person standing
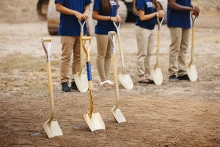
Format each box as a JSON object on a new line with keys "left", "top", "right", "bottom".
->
{"left": 167, "top": 0, "right": 200, "bottom": 82}
{"left": 133, "top": 0, "right": 164, "bottom": 84}
{"left": 92, "top": 0, "right": 122, "bottom": 87}
{"left": 55, "top": 0, "right": 92, "bottom": 92}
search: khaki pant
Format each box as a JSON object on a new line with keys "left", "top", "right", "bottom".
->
{"left": 60, "top": 36, "right": 80, "bottom": 83}
{"left": 135, "top": 26, "right": 155, "bottom": 81}
{"left": 95, "top": 34, "right": 112, "bottom": 82}
{"left": 168, "top": 27, "right": 190, "bottom": 76}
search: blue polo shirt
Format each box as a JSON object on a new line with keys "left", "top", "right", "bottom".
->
{"left": 55, "top": 0, "right": 92, "bottom": 36}
{"left": 167, "top": 0, "right": 191, "bottom": 28}
{"left": 93, "top": 0, "right": 118, "bottom": 35}
{"left": 135, "top": 0, "right": 156, "bottom": 30}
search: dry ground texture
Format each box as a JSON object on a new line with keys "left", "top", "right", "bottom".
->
{"left": 1, "top": 0, "right": 220, "bottom": 146}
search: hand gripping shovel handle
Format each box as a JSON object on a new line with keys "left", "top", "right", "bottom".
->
{"left": 82, "top": 36, "right": 94, "bottom": 118}
{"left": 113, "top": 22, "right": 125, "bottom": 74}
{"left": 189, "top": 14, "right": 197, "bottom": 66}
{"left": 108, "top": 31, "right": 120, "bottom": 109}
{"left": 154, "top": 17, "right": 164, "bottom": 69}
{"left": 41, "top": 37, "right": 54, "bottom": 121}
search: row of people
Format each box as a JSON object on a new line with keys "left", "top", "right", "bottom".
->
{"left": 54, "top": 0, "right": 200, "bottom": 92}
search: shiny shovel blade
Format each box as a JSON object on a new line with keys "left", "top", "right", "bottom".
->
{"left": 118, "top": 74, "right": 133, "bottom": 90}
{"left": 43, "top": 120, "right": 63, "bottom": 138}
{"left": 150, "top": 67, "right": 163, "bottom": 85}
{"left": 187, "top": 65, "right": 197, "bottom": 82}
{"left": 111, "top": 108, "right": 126, "bottom": 123}
{"left": 83, "top": 113, "right": 105, "bottom": 132}
{"left": 73, "top": 73, "right": 88, "bottom": 92}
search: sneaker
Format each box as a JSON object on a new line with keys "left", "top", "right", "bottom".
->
{"left": 61, "top": 82, "right": 70, "bottom": 92}
{"left": 169, "top": 75, "right": 179, "bottom": 82}
{"left": 70, "top": 82, "right": 78, "bottom": 90}
{"left": 178, "top": 74, "right": 190, "bottom": 80}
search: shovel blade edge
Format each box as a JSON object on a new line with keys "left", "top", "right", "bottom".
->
{"left": 73, "top": 73, "right": 88, "bottom": 92}
{"left": 83, "top": 113, "right": 105, "bottom": 132}
{"left": 43, "top": 120, "right": 63, "bottom": 138}
{"left": 150, "top": 68, "right": 163, "bottom": 85}
{"left": 118, "top": 74, "right": 133, "bottom": 90}
{"left": 187, "top": 65, "right": 197, "bottom": 82}
{"left": 111, "top": 108, "right": 126, "bottom": 123}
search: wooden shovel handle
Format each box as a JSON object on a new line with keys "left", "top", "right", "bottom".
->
{"left": 189, "top": 14, "right": 197, "bottom": 65}
{"left": 112, "top": 53, "right": 119, "bottom": 109}
{"left": 113, "top": 22, "right": 126, "bottom": 74}
{"left": 46, "top": 62, "right": 54, "bottom": 121}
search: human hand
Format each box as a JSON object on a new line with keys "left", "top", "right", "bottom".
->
{"left": 192, "top": 6, "right": 200, "bottom": 17}
{"left": 110, "top": 16, "right": 118, "bottom": 22}
{"left": 116, "top": 15, "right": 122, "bottom": 23}
{"left": 82, "top": 11, "right": 90, "bottom": 20}
{"left": 158, "top": 10, "right": 165, "bottom": 18}
{"left": 75, "top": 12, "right": 84, "bottom": 20}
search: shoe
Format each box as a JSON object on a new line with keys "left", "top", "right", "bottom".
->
{"left": 61, "top": 82, "right": 70, "bottom": 92}
{"left": 178, "top": 74, "right": 190, "bottom": 80}
{"left": 169, "top": 75, "right": 179, "bottom": 82}
{"left": 138, "top": 79, "right": 154, "bottom": 84}
{"left": 100, "top": 80, "right": 114, "bottom": 87}
{"left": 70, "top": 82, "right": 78, "bottom": 90}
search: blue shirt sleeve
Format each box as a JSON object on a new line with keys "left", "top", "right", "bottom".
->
{"left": 136, "top": 0, "right": 145, "bottom": 11}
{"left": 93, "top": 0, "right": 101, "bottom": 11}
{"left": 55, "top": 0, "right": 64, "bottom": 5}
{"left": 135, "top": 0, "right": 156, "bottom": 30}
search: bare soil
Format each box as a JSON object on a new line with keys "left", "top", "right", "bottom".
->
{"left": 1, "top": 0, "right": 220, "bottom": 146}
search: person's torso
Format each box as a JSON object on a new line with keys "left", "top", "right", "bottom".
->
{"left": 135, "top": 0, "right": 156, "bottom": 30}
{"left": 93, "top": 0, "right": 118, "bottom": 35}
{"left": 167, "top": 0, "right": 191, "bottom": 28}
{"left": 55, "top": 0, "right": 92, "bottom": 36}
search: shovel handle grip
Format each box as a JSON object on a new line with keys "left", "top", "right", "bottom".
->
{"left": 157, "top": 17, "right": 164, "bottom": 30}
{"left": 82, "top": 36, "right": 92, "bottom": 40}
{"left": 86, "top": 62, "right": 92, "bottom": 82}
{"left": 191, "top": 13, "right": 197, "bottom": 27}
{"left": 42, "top": 37, "right": 52, "bottom": 42}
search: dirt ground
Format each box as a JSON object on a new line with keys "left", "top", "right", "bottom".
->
{"left": 1, "top": 0, "right": 220, "bottom": 147}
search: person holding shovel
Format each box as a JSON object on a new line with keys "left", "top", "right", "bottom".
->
{"left": 133, "top": 0, "right": 164, "bottom": 84}
{"left": 167, "top": 0, "right": 200, "bottom": 82}
{"left": 55, "top": 0, "right": 92, "bottom": 92}
{"left": 92, "top": 0, "right": 122, "bottom": 87}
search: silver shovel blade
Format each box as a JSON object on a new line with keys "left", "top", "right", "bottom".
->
{"left": 73, "top": 73, "right": 88, "bottom": 92}
{"left": 150, "top": 67, "right": 163, "bottom": 85}
{"left": 118, "top": 74, "right": 133, "bottom": 90}
{"left": 187, "top": 65, "right": 197, "bottom": 82}
{"left": 83, "top": 113, "right": 105, "bottom": 132}
{"left": 43, "top": 120, "right": 63, "bottom": 138}
{"left": 111, "top": 108, "right": 126, "bottom": 123}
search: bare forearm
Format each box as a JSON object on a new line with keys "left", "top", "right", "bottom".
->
{"left": 139, "top": 10, "right": 157, "bottom": 21}
{"left": 92, "top": 11, "right": 111, "bottom": 21}
{"left": 84, "top": 5, "right": 90, "bottom": 14}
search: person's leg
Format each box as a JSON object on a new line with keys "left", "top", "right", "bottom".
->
{"left": 95, "top": 34, "right": 109, "bottom": 82}
{"left": 135, "top": 26, "right": 150, "bottom": 82}
{"left": 72, "top": 37, "right": 80, "bottom": 75}
{"left": 70, "top": 36, "right": 80, "bottom": 90}
{"left": 60, "top": 36, "right": 75, "bottom": 92}
{"left": 105, "top": 36, "right": 112, "bottom": 80}
{"left": 178, "top": 28, "right": 190, "bottom": 77}
{"left": 145, "top": 29, "right": 155, "bottom": 80}
{"left": 168, "top": 27, "right": 182, "bottom": 81}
